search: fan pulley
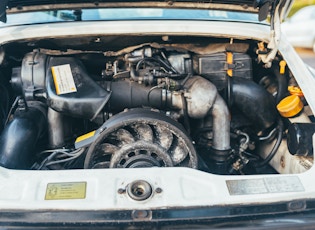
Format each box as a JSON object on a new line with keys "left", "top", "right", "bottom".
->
{"left": 84, "top": 109, "right": 198, "bottom": 169}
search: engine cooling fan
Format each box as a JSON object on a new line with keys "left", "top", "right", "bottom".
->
{"left": 84, "top": 109, "right": 198, "bottom": 169}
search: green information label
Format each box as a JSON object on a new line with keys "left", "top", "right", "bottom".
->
{"left": 45, "top": 182, "right": 87, "bottom": 200}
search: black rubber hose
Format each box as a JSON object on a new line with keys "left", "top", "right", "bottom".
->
{"left": 102, "top": 81, "right": 167, "bottom": 112}
{"left": 274, "top": 68, "right": 288, "bottom": 104}
{"left": 232, "top": 78, "right": 278, "bottom": 131}
{"left": 0, "top": 104, "right": 47, "bottom": 169}
{"left": 255, "top": 118, "right": 284, "bottom": 168}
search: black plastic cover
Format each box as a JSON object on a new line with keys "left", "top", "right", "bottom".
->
{"left": 195, "top": 52, "right": 252, "bottom": 90}
{"left": 46, "top": 57, "right": 111, "bottom": 120}
{"left": 287, "top": 123, "right": 315, "bottom": 156}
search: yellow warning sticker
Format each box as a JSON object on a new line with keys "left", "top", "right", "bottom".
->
{"left": 45, "top": 182, "right": 86, "bottom": 200}
{"left": 51, "top": 64, "right": 77, "bottom": 95}
{"left": 75, "top": 130, "right": 96, "bottom": 143}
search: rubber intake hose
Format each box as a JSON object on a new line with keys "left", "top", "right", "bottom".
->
{"left": 274, "top": 68, "right": 288, "bottom": 104}
{"left": 102, "top": 81, "right": 169, "bottom": 111}
{"left": 0, "top": 105, "right": 46, "bottom": 169}
{"left": 232, "top": 78, "right": 277, "bottom": 131}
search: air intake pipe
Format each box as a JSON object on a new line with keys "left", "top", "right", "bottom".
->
{"left": 0, "top": 103, "right": 46, "bottom": 169}
{"left": 231, "top": 77, "right": 277, "bottom": 132}
{"left": 102, "top": 76, "right": 231, "bottom": 152}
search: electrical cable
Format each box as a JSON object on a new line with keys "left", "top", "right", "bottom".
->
{"left": 4, "top": 96, "right": 20, "bottom": 125}
{"left": 34, "top": 148, "right": 85, "bottom": 170}
{"left": 255, "top": 118, "right": 283, "bottom": 168}
{"left": 259, "top": 127, "right": 277, "bottom": 141}
{"left": 45, "top": 149, "right": 84, "bottom": 166}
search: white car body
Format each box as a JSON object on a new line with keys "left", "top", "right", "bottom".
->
{"left": 1, "top": 1, "right": 315, "bottom": 228}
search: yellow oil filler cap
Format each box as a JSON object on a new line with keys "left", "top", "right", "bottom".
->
{"left": 288, "top": 85, "right": 304, "bottom": 97}
{"left": 277, "top": 95, "right": 303, "bottom": 118}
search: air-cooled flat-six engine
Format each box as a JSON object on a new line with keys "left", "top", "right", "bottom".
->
{"left": 0, "top": 39, "right": 313, "bottom": 175}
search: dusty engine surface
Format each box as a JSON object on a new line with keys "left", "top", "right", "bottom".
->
{"left": 0, "top": 40, "right": 311, "bottom": 175}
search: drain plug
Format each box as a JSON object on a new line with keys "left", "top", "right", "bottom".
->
{"left": 127, "top": 180, "right": 152, "bottom": 201}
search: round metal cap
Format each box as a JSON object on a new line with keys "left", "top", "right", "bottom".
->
{"left": 127, "top": 180, "right": 152, "bottom": 201}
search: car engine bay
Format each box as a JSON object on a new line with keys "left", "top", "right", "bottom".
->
{"left": 0, "top": 35, "right": 313, "bottom": 175}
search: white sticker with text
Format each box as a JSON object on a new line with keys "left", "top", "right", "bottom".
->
{"left": 51, "top": 64, "right": 77, "bottom": 95}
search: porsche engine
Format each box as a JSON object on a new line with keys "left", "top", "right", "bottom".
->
{"left": 0, "top": 40, "right": 312, "bottom": 175}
